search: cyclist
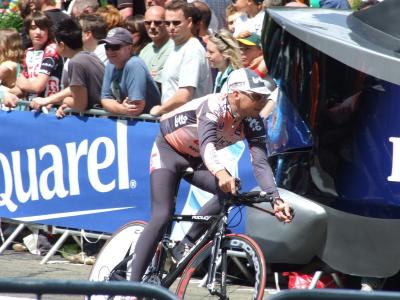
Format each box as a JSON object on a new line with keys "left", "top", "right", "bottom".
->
{"left": 130, "top": 67, "right": 294, "bottom": 282}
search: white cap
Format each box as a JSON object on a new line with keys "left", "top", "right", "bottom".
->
{"left": 227, "top": 68, "right": 274, "bottom": 96}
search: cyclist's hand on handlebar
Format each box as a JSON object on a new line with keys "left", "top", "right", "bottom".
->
{"left": 273, "top": 197, "right": 294, "bottom": 223}
{"left": 216, "top": 169, "right": 238, "bottom": 195}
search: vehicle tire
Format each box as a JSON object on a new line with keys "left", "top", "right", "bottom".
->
{"left": 176, "top": 234, "right": 266, "bottom": 300}
{"left": 89, "top": 221, "right": 146, "bottom": 284}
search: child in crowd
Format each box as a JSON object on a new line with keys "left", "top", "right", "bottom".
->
{"left": 0, "top": 29, "right": 24, "bottom": 89}
{"left": 124, "top": 15, "right": 152, "bottom": 55}
{"left": 236, "top": 31, "right": 265, "bottom": 76}
{"left": 206, "top": 29, "right": 242, "bottom": 93}
{"left": 232, "top": 0, "right": 265, "bottom": 37}
{"left": 225, "top": 4, "right": 242, "bottom": 33}
{"left": 11, "top": 11, "right": 63, "bottom": 107}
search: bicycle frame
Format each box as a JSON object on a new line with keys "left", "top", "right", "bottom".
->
{"left": 153, "top": 192, "right": 274, "bottom": 292}
{"left": 160, "top": 210, "right": 227, "bottom": 288}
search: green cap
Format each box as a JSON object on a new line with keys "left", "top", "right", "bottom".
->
{"left": 236, "top": 33, "right": 261, "bottom": 47}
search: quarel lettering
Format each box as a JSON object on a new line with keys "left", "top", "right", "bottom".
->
{"left": 388, "top": 137, "right": 400, "bottom": 182}
{"left": 0, "top": 120, "right": 130, "bottom": 212}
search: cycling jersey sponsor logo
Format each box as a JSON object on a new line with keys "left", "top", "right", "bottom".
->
{"left": 251, "top": 76, "right": 266, "bottom": 86}
{"left": 246, "top": 118, "right": 262, "bottom": 132}
{"left": 174, "top": 114, "right": 188, "bottom": 127}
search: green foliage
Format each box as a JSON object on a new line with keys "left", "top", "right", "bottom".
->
{"left": 351, "top": 0, "right": 362, "bottom": 10}
{"left": 0, "top": 12, "right": 23, "bottom": 32}
{"left": 99, "top": 0, "right": 108, "bottom": 7}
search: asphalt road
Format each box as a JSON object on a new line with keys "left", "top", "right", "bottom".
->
{"left": 0, "top": 250, "right": 277, "bottom": 300}
{"left": 0, "top": 250, "right": 91, "bottom": 300}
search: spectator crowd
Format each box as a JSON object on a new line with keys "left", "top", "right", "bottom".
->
{"left": 0, "top": 0, "right": 376, "bottom": 117}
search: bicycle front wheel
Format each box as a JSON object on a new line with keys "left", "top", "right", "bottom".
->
{"left": 176, "top": 234, "right": 266, "bottom": 300}
{"left": 89, "top": 221, "right": 146, "bottom": 283}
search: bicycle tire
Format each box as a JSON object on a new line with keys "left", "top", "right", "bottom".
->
{"left": 176, "top": 234, "right": 266, "bottom": 300}
{"left": 89, "top": 221, "right": 146, "bottom": 284}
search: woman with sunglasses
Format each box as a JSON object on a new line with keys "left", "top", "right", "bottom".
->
{"left": 206, "top": 29, "right": 242, "bottom": 93}
{"left": 124, "top": 15, "right": 152, "bottom": 56}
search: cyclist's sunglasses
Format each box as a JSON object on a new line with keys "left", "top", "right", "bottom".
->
{"left": 164, "top": 20, "right": 182, "bottom": 27}
{"left": 144, "top": 20, "right": 165, "bottom": 27}
{"left": 240, "top": 91, "right": 268, "bottom": 102}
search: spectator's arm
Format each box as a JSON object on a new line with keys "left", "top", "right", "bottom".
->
{"left": 0, "top": 90, "right": 18, "bottom": 108}
{"left": 63, "top": 85, "right": 88, "bottom": 112}
{"left": 101, "top": 98, "right": 145, "bottom": 116}
{"left": 0, "top": 65, "right": 12, "bottom": 82}
{"left": 150, "top": 86, "right": 194, "bottom": 116}
{"left": 7, "top": 85, "right": 24, "bottom": 97}
{"left": 16, "top": 73, "right": 50, "bottom": 94}
{"left": 31, "top": 87, "right": 72, "bottom": 110}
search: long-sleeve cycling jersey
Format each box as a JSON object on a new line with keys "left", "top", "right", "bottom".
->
{"left": 160, "top": 93, "right": 278, "bottom": 196}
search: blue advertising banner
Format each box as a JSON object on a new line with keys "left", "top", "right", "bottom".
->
{"left": 0, "top": 110, "right": 258, "bottom": 234}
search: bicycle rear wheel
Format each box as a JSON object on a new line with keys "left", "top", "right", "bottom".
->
{"left": 176, "top": 234, "right": 266, "bottom": 300}
{"left": 89, "top": 221, "right": 146, "bottom": 284}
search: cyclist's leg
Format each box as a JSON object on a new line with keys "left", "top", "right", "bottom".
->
{"left": 129, "top": 135, "right": 192, "bottom": 281}
{"left": 130, "top": 168, "right": 178, "bottom": 281}
{"left": 183, "top": 168, "right": 228, "bottom": 242}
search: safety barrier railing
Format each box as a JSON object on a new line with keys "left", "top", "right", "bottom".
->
{"left": 268, "top": 289, "right": 400, "bottom": 300}
{"left": 0, "top": 278, "right": 178, "bottom": 300}
{"left": 6, "top": 99, "right": 161, "bottom": 122}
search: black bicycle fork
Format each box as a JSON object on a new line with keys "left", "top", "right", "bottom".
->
{"left": 207, "top": 215, "right": 229, "bottom": 300}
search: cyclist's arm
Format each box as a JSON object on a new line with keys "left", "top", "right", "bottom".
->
{"left": 244, "top": 117, "right": 279, "bottom": 198}
{"left": 197, "top": 101, "right": 237, "bottom": 194}
{"left": 197, "top": 102, "right": 226, "bottom": 176}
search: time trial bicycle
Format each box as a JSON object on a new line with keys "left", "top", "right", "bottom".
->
{"left": 89, "top": 184, "right": 276, "bottom": 300}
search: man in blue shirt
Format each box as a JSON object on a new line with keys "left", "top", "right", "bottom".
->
{"left": 100, "top": 27, "right": 161, "bottom": 116}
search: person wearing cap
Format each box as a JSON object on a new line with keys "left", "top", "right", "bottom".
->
{"left": 232, "top": 0, "right": 265, "bottom": 37}
{"left": 129, "top": 67, "right": 293, "bottom": 282}
{"left": 100, "top": 27, "right": 161, "bottom": 116}
{"left": 236, "top": 31, "right": 269, "bottom": 78}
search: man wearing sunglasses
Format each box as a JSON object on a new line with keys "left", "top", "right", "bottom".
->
{"left": 149, "top": 0, "right": 212, "bottom": 116}
{"left": 99, "top": 27, "right": 161, "bottom": 117}
{"left": 139, "top": 5, "right": 174, "bottom": 91}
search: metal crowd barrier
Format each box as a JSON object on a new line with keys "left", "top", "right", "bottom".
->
{"left": 268, "top": 289, "right": 400, "bottom": 300}
{"left": 0, "top": 278, "right": 178, "bottom": 300}
{"left": 12, "top": 99, "right": 160, "bottom": 122}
